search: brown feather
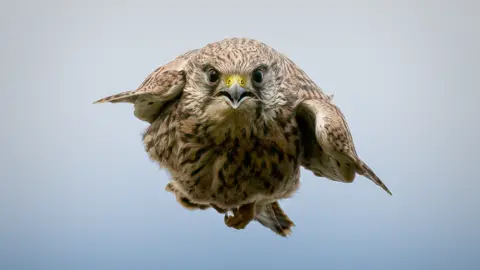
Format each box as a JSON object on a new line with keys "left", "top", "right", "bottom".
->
{"left": 295, "top": 99, "right": 392, "bottom": 195}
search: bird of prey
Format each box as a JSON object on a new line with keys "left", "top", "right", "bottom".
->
{"left": 94, "top": 38, "right": 391, "bottom": 237}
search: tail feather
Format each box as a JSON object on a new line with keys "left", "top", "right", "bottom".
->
{"left": 254, "top": 201, "right": 295, "bottom": 237}
{"left": 357, "top": 161, "right": 392, "bottom": 195}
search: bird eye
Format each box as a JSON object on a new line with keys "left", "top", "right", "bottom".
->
{"left": 207, "top": 68, "right": 220, "bottom": 84}
{"left": 252, "top": 68, "right": 263, "bottom": 85}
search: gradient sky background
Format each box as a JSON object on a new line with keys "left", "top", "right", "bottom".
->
{"left": 1, "top": 0, "right": 479, "bottom": 269}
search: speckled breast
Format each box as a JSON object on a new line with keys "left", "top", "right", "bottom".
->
{"left": 144, "top": 106, "right": 302, "bottom": 208}
{"left": 174, "top": 132, "right": 298, "bottom": 207}
{"left": 177, "top": 120, "right": 301, "bottom": 208}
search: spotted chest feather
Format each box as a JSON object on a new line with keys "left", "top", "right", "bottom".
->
{"left": 143, "top": 105, "right": 302, "bottom": 209}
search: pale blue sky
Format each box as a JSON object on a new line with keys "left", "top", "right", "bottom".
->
{"left": 1, "top": 0, "right": 479, "bottom": 269}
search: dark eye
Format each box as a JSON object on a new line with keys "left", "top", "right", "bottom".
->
{"left": 252, "top": 68, "right": 263, "bottom": 85}
{"left": 207, "top": 68, "right": 220, "bottom": 84}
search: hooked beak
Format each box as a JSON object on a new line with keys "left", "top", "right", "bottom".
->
{"left": 216, "top": 75, "right": 257, "bottom": 109}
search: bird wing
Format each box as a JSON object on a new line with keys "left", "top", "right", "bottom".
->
{"left": 93, "top": 49, "right": 198, "bottom": 123}
{"left": 279, "top": 55, "right": 392, "bottom": 195}
{"left": 295, "top": 99, "right": 392, "bottom": 195}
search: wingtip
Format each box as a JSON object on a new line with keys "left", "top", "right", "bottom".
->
{"left": 358, "top": 161, "right": 393, "bottom": 196}
{"left": 383, "top": 186, "right": 393, "bottom": 196}
{"left": 375, "top": 173, "right": 393, "bottom": 196}
{"left": 372, "top": 177, "right": 393, "bottom": 196}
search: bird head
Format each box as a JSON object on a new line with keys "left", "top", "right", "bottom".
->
{"left": 182, "top": 38, "right": 287, "bottom": 122}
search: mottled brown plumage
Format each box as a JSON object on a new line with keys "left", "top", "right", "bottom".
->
{"left": 94, "top": 37, "right": 391, "bottom": 237}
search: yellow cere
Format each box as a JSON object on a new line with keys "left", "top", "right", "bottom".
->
{"left": 225, "top": 75, "right": 247, "bottom": 87}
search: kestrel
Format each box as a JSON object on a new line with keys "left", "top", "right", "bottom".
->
{"left": 94, "top": 38, "right": 391, "bottom": 237}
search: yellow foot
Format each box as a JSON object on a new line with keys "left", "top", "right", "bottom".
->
{"left": 224, "top": 203, "right": 256, "bottom": 230}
